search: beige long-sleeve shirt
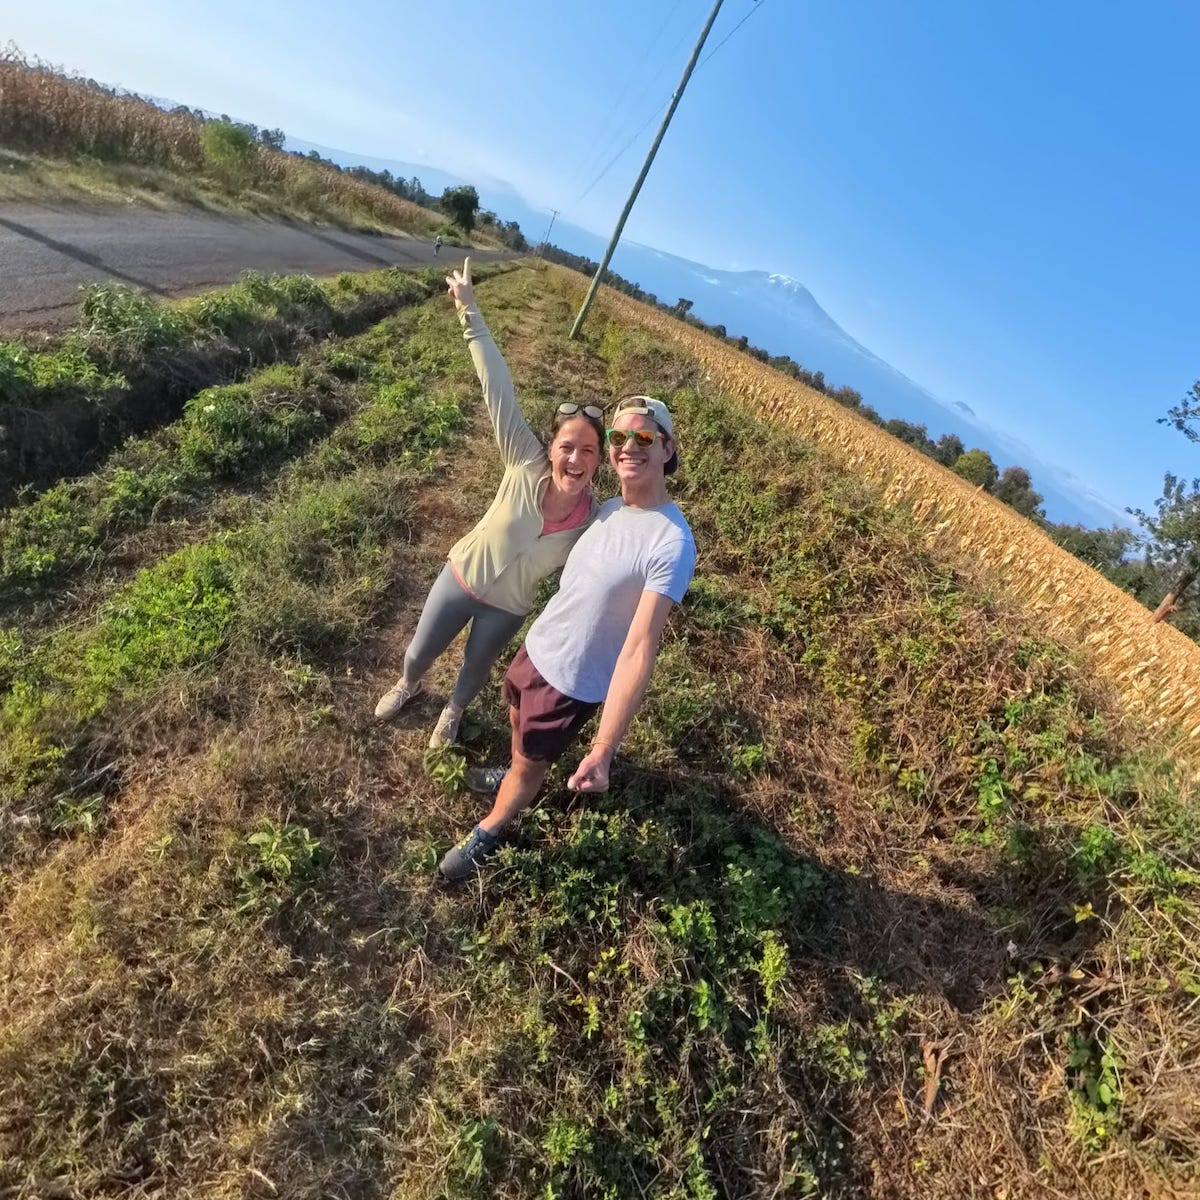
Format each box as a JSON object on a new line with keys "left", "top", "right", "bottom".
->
{"left": 446, "top": 303, "right": 596, "bottom": 615}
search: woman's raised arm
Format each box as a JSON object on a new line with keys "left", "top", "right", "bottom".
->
{"left": 448, "top": 259, "right": 543, "bottom": 467}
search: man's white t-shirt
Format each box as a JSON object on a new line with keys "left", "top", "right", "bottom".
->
{"left": 524, "top": 497, "right": 695, "bottom": 703}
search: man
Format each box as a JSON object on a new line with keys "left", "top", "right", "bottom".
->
{"left": 439, "top": 395, "right": 695, "bottom": 880}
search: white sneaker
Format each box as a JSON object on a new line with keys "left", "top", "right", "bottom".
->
{"left": 374, "top": 677, "right": 422, "bottom": 721}
{"left": 428, "top": 703, "right": 463, "bottom": 748}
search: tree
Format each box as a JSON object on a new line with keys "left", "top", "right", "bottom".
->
{"left": 952, "top": 448, "right": 1000, "bottom": 490}
{"left": 1131, "top": 472, "right": 1200, "bottom": 622}
{"left": 1049, "top": 522, "right": 1137, "bottom": 574}
{"left": 502, "top": 220, "right": 528, "bottom": 251}
{"left": 883, "top": 419, "right": 936, "bottom": 457}
{"left": 934, "top": 434, "right": 964, "bottom": 467}
{"left": 440, "top": 185, "right": 480, "bottom": 234}
{"left": 1160, "top": 379, "right": 1200, "bottom": 442}
{"left": 993, "top": 465, "right": 1045, "bottom": 520}
{"left": 674, "top": 298, "right": 694, "bottom": 316}
{"left": 258, "top": 127, "right": 286, "bottom": 150}
{"left": 1129, "top": 378, "right": 1200, "bottom": 625}
{"left": 199, "top": 121, "right": 258, "bottom": 184}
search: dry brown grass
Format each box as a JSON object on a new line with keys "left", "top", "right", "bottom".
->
{"left": 577, "top": 272, "right": 1200, "bottom": 755}
{"left": 0, "top": 51, "right": 438, "bottom": 236}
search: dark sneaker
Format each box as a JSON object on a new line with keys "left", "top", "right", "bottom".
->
{"left": 439, "top": 824, "right": 500, "bottom": 881}
{"left": 465, "top": 765, "right": 508, "bottom": 795}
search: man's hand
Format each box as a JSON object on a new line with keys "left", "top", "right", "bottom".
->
{"left": 568, "top": 745, "right": 612, "bottom": 792}
{"left": 446, "top": 257, "right": 474, "bottom": 308}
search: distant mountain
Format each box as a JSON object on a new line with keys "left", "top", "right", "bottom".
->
{"left": 586, "top": 242, "right": 1124, "bottom": 529}
{"left": 288, "top": 139, "right": 1125, "bottom": 529}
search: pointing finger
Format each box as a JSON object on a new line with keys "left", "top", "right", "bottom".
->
{"left": 462, "top": 256, "right": 472, "bottom": 284}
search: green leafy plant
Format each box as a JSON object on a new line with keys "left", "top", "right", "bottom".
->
{"left": 731, "top": 741, "right": 768, "bottom": 775}
{"left": 425, "top": 745, "right": 468, "bottom": 797}
{"left": 755, "top": 930, "right": 788, "bottom": 1013}
{"left": 79, "top": 283, "right": 188, "bottom": 356}
{"left": 452, "top": 1116, "right": 499, "bottom": 1185}
{"left": 1067, "top": 1031, "right": 1122, "bottom": 1149}
{"left": 0, "top": 339, "right": 126, "bottom": 405}
{"left": 543, "top": 1118, "right": 591, "bottom": 1167}
{"left": 237, "top": 821, "right": 325, "bottom": 912}
{"left": 49, "top": 792, "right": 106, "bottom": 836}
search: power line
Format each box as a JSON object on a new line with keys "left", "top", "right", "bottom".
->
{"left": 567, "top": 0, "right": 687, "bottom": 192}
{"left": 570, "top": 100, "right": 671, "bottom": 211}
{"left": 697, "top": 0, "right": 765, "bottom": 68}
{"left": 564, "top": 0, "right": 768, "bottom": 216}
{"left": 570, "top": 0, "right": 729, "bottom": 338}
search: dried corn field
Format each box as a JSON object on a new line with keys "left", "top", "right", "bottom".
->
{"left": 0, "top": 52, "right": 434, "bottom": 233}
{"left": 584, "top": 274, "right": 1200, "bottom": 753}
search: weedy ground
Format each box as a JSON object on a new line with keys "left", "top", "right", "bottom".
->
{"left": 0, "top": 264, "right": 492, "bottom": 501}
{"left": 0, "top": 264, "right": 1197, "bottom": 1200}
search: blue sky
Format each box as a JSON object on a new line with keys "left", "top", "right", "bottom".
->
{"left": 10, "top": 0, "right": 1200, "bottom": 520}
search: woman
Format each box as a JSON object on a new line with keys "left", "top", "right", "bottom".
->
{"left": 374, "top": 258, "right": 605, "bottom": 747}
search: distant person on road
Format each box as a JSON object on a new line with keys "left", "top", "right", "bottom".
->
{"left": 374, "top": 258, "right": 604, "bottom": 748}
{"left": 433, "top": 234, "right": 443, "bottom": 256}
{"left": 439, "top": 395, "right": 695, "bottom": 881}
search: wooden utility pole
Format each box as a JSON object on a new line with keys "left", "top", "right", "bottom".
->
{"left": 536, "top": 209, "right": 559, "bottom": 258}
{"left": 569, "top": 0, "right": 727, "bottom": 339}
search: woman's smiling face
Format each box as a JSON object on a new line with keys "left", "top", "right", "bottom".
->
{"left": 548, "top": 416, "right": 600, "bottom": 495}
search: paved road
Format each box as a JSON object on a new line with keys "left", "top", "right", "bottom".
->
{"left": 0, "top": 204, "right": 513, "bottom": 330}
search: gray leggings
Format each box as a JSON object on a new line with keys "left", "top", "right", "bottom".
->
{"left": 403, "top": 564, "right": 526, "bottom": 708}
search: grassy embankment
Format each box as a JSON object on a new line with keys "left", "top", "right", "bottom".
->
{"left": 605, "top": 285, "right": 1200, "bottom": 746}
{"left": 1, "top": 263, "right": 1198, "bottom": 1199}
{"left": 0, "top": 51, "right": 469, "bottom": 242}
{"left": 0, "top": 264, "right": 494, "bottom": 502}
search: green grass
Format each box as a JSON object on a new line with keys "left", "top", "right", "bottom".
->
{"left": 0, "top": 339, "right": 126, "bottom": 403}
{"left": 0, "top": 266, "right": 510, "bottom": 607}
{"left": 0, "top": 265, "right": 455, "bottom": 416}
{"left": 0, "top": 309, "right": 474, "bottom": 799}
{"left": 0, "top": 264, "right": 1196, "bottom": 1200}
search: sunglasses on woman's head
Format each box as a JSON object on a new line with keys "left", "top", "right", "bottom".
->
{"left": 557, "top": 402, "right": 604, "bottom": 421}
{"left": 606, "top": 428, "right": 662, "bottom": 449}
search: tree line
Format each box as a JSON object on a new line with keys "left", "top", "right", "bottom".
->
{"left": 288, "top": 150, "right": 528, "bottom": 251}
{"left": 163, "top": 106, "right": 529, "bottom": 252}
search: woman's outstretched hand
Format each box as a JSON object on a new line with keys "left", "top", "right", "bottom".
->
{"left": 446, "top": 257, "right": 474, "bottom": 309}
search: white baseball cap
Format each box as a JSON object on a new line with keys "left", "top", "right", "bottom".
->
{"left": 614, "top": 396, "right": 678, "bottom": 474}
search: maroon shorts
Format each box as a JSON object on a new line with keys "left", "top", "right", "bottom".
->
{"left": 502, "top": 645, "right": 599, "bottom": 762}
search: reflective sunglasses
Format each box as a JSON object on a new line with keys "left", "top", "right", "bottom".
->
{"left": 557, "top": 402, "right": 604, "bottom": 421}
{"left": 606, "top": 428, "right": 662, "bottom": 450}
